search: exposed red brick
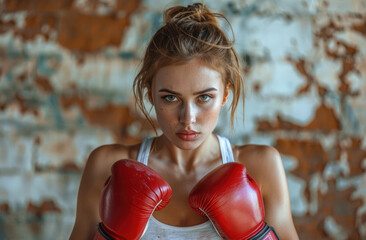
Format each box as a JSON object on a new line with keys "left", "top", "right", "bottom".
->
{"left": 315, "top": 18, "right": 360, "bottom": 98}
{"left": 87, "top": 103, "right": 133, "bottom": 127}
{"left": 68, "top": 82, "right": 78, "bottom": 91}
{"left": 294, "top": 181, "right": 362, "bottom": 239}
{"left": 286, "top": 57, "right": 313, "bottom": 95}
{"left": 66, "top": 0, "right": 139, "bottom": 13}
{"left": 277, "top": 136, "right": 365, "bottom": 239}
{"left": 61, "top": 162, "right": 81, "bottom": 172}
{"left": 58, "top": 12, "right": 126, "bottom": 52}
{"left": 26, "top": 200, "right": 61, "bottom": 218}
{"left": 63, "top": 0, "right": 75, "bottom": 10}
{"left": 75, "top": 54, "right": 86, "bottom": 65}
{"left": 5, "top": 0, "right": 141, "bottom": 51}
{"left": 322, "top": 0, "right": 329, "bottom": 7}
{"left": 115, "top": 0, "right": 143, "bottom": 14}
{"left": 252, "top": 83, "right": 261, "bottom": 93}
{"left": 318, "top": 180, "right": 362, "bottom": 239}
{"left": 59, "top": 93, "right": 157, "bottom": 144}
{"left": 338, "top": 58, "right": 359, "bottom": 96}
{"left": 317, "top": 85, "right": 328, "bottom": 98}
{"left": 296, "top": 84, "right": 311, "bottom": 96}
{"left": 352, "top": 20, "right": 366, "bottom": 37}
{"left": 14, "top": 13, "right": 58, "bottom": 41}
{"left": 335, "top": 138, "right": 366, "bottom": 175}
{"left": 325, "top": 40, "right": 357, "bottom": 60}
{"left": 0, "top": 103, "right": 6, "bottom": 111}
{"left": 306, "top": 104, "right": 341, "bottom": 131}
{"left": 34, "top": 165, "right": 44, "bottom": 172}
{"left": 34, "top": 135, "right": 41, "bottom": 145}
{"left": 60, "top": 94, "right": 133, "bottom": 128}
{"left": 0, "top": 203, "right": 10, "bottom": 214}
{"left": 256, "top": 117, "right": 282, "bottom": 131}
{"left": 257, "top": 103, "right": 341, "bottom": 132}
{"left": 0, "top": 19, "right": 16, "bottom": 34}
{"left": 4, "top": 0, "right": 34, "bottom": 12}
{"left": 275, "top": 138, "right": 329, "bottom": 180}
{"left": 256, "top": 115, "right": 299, "bottom": 131}
{"left": 35, "top": 76, "right": 54, "bottom": 93}
{"left": 112, "top": 132, "right": 142, "bottom": 146}
{"left": 294, "top": 215, "right": 330, "bottom": 240}
{"left": 242, "top": 66, "right": 250, "bottom": 75}
{"left": 361, "top": 213, "right": 366, "bottom": 227}
{"left": 59, "top": 94, "right": 83, "bottom": 109}
{"left": 341, "top": 40, "right": 357, "bottom": 56}
{"left": 315, "top": 20, "right": 344, "bottom": 41}
{"left": 286, "top": 56, "right": 344, "bottom": 100}
{"left": 4, "top": 0, "right": 65, "bottom": 12}
{"left": 29, "top": 221, "right": 42, "bottom": 235}
{"left": 275, "top": 138, "right": 327, "bottom": 209}
{"left": 33, "top": 0, "right": 65, "bottom": 12}
{"left": 15, "top": 94, "right": 39, "bottom": 116}
{"left": 16, "top": 72, "right": 27, "bottom": 82}
{"left": 275, "top": 138, "right": 329, "bottom": 235}
{"left": 34, "top": 160, "right": 81, "bottom": 173}
{"left": 58, "top": 0, "right": 141, "bottom": 52}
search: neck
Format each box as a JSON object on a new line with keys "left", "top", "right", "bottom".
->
{"left": 153, "top": 134, "right": 219, "bottom": 173}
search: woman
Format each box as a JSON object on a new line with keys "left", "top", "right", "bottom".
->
{"left": 70, "top": 3, "right": 299, "bottom": 240}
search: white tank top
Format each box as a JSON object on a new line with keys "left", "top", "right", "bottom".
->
{"left": 136, "top": 135, "right": 234, "bottom": 240}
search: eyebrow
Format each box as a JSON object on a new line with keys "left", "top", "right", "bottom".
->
{"left": 158, "top": 87, "right": 218, "bottom": 95}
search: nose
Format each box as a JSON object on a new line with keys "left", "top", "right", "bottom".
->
{"left": 179, "top": 102, "right": 197, "bottom": 125}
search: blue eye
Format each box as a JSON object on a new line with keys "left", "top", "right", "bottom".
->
{"left": 163, "top": 95, "right": 178, "bottom": 102}
{"left": 198, "top": 95, "right": 212, "bottom": 102}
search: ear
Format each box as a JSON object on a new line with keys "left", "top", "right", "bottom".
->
{"left": 222, "top": 83, "right": 231, "bottom": 106}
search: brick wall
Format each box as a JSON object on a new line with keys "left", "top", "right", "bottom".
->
{"left": 0, "top": 0, "right": 365, "bottom": 239}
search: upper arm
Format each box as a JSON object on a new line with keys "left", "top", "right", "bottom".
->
{"left": 258, "top": 146, "right": 299, "bottom": 240}
{"left": 69, "top": 146, "right": 116, "bottom": 240}
{"left": 238, "top": 145, "right": 299, "bottom": 240}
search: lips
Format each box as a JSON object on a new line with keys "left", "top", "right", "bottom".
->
{"left": 176, "top": 130, "right": 200, "bottom": 141}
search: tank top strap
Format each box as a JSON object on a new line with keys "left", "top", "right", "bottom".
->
{"left": 137, "top": 136, "right": 234, "bottom": 165}
{"left": 136, "top": 137, "right": 154, "bottom": 166}
{"left": 217, "top": 135, "right": 235, "bottom": 164}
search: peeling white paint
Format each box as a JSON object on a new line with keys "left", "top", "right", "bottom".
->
{"left": 324, "top": 216, "right": 348, "bottom": 240}
{"left": 287, "top": 174, "right": 308, "bottom": 216}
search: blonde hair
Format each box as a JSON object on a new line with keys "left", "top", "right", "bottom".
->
{"left": 133, "top": 3, "right": 244, "bottom": 132}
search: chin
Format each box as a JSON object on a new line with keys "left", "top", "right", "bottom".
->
{"left": 177, "top": 143, "right": 200, "bottom": 150}
{"left": 173, "top": 136, "right": 205, "bottom": 150}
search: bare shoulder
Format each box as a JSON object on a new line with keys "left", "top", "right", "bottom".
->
{"left": 83, "top": 142, "right": 142, "bottom": 196}
{"left": 234, "top": 144, "right": 281, "bottom": 162}
{"left": 84, "top": 143, "right": 139, "bottom": 181}
{"left": 69, "top": 143, "right": 141, "bottom": 240}
{"left": 233, "top": 144, "right": 298, "bottom": 239}
{"left": 233, "top": 144, "right": 282, "bottom": 173}
{"left": 233, "top": 144, "right": 284, "bottom": 194}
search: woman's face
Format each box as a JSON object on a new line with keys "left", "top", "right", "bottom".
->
{"left": 150, "top": 58, "right": 229, "bottom": 150}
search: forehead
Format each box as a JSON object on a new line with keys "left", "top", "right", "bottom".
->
{"left": 153, "top": 59, "right": 224, "bottom": 91}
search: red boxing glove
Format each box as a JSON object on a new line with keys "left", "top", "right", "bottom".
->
{"left": 93, "top": 159, "right": 172, "bottom": 240}
{"left": 189, "top": 162, "right": 279, "bottom": 240}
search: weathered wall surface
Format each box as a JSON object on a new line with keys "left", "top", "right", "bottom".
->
{"left": 0, "top": 0, "right": 365, "bottom": 239}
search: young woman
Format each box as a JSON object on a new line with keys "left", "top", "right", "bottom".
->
{"left": 69, "top": 3, "right": 299, "bottom": 240}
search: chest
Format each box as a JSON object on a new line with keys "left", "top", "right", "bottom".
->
{"left": 148, "top": 160, "right": 219, "bottom": 227}
{"left": 152, "top": 177, "right": 208, "bottom": 227}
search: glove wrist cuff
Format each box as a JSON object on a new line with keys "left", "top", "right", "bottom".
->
{"left": 248, "top": 223, "right": 280, "bottom": 240}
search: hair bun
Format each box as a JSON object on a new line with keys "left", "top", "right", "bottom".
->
{"left": 164, "top": 3, "right": 218, "bottom": 25}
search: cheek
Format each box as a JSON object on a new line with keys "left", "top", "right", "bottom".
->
{"left": 154, "top": 104, "right": 177, "bottom": 124}
{"left": 198, "top": 101, "right": 223, "bottom": 122}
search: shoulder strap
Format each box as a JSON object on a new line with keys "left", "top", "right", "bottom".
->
{"left": 217, "top": 135, "right": 235, "bottom": 164}
{"left": 136, "top": 138, "right": 154, "bottom": 166}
